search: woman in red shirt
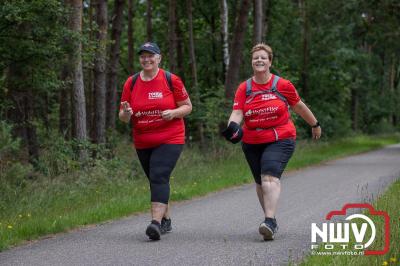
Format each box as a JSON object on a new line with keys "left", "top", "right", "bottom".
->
{"left": 224, "top": 43, "right": 321, "bottom": 241}
{"left": 119, "top": 42, "right": 192, "bottom": 241}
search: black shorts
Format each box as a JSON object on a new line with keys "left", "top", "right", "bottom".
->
{"left": 241, "top": 139, "right": 295, "bottom": 184}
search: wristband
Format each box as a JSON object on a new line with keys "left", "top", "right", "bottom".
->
{"left": 312, "top": 121, "right": 320, "bottom": 128}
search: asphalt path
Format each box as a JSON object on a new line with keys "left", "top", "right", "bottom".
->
{"left": 1, "top": 144, "right": 400, "bottom": 266}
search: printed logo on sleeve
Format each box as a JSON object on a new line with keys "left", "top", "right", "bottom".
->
{"left": 181, "top": 86, "right": 188, "bottom": 97}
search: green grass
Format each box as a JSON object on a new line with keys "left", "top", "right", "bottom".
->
{"left": 300, "top": 179, "right": 400, "bottom": 266}
{"left": 0, "top": 134, "right": 399, "bottom": 251}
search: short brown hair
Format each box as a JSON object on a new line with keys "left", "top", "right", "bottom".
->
{"left": 251, "top": 43, "right": 273, "bottom": 61}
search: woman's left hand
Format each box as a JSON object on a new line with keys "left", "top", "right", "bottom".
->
{"left": 312, "top": 126, "right": 322, "bottom": 140}
{"left": 161, "top": 109, "right": 176, "bottom": 121}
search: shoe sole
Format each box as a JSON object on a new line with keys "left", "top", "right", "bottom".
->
{"left": 259, "top": 224, "right": 274, "bottom": 241}
{"left": 146, "top": 224, "right": 161, "bottom": 240}
{"left": 160, "top": 227, "right": 172, "bottom": 234}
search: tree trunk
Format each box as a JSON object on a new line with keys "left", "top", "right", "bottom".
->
{"left": 128, "top": 0, "right": 135, "bottom": 73}
{"left": 220, "top": 0, "right": 229, "bottom": 81}
{"left": 68, "top": 0, "right": 88, "bottom": 159}
{"left": 59, "top": 90, "right": 70, "bottom": 139}
{"left": 106, "top": 0, "right": 125, "bottom": 131}
{"left": 59, "top": 64, "right": 71, "bottom": 139}
{"left": 351, "top": 88, "right": 359, "bottom": 131}
{"left": 253, "top": 0, "right": 262, "bottom": 44}
{"left": 93, "top": 0, "right": 108, "bottom": 144}
{"left": 176, "top": 17, "right": 185, "bottom": 80}
{"left": 187, "top": 0, "right": 205, "bottom": 145}
{"left": 299, "top": 0, "right": 309, "bottom": 98}
{"left": 87, "top": 0, "right": 95, "bottom": 140}
{"left": 168, "top": 0, "right": 178, "bottom": 73}
{"left": 393, "top": 57, "right": 399, "bottom": 126}
{"left": 7, "top": 65, "right": 39, "bottom": 164}
{"left": 389, "top": 53, "right": 397, "bottom": 126}
{"left": 211, "top": 12, "right": 219, "bottom": 83}
{"left": 224, "top": 0, "right": 251, "bottom": 100}
{"left": 146, "top": 0, "right": 153, "bottom": 41}
{"left": 42, "top": 93, "right": 50, "bottom": 134}
{"left": 24, "top": 87, "right": 40, "bottom": 164}
{"left": 262, "top": 0, "right": 270, "bottom": 40}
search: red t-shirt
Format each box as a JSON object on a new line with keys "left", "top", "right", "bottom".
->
{"left": 233, "top": 74, "right": 301, "bottom": 144}
{"left": 120, "top": 69, "right": 189, "bottom": 149}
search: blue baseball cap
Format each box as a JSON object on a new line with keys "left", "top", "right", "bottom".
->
{"left": 138, "top": 42, "right": 161, "bottom": 55}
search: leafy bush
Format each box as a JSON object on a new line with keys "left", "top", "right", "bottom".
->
{"left": 0, "top": 121, "right": 21, "bottom": 160}
{"left": 34, "top": 132, "right": 81, "bottom": 177}
{"left": 0, "top": 121, "right": 32, "bottom": 213}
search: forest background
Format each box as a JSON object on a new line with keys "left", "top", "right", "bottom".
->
{"left": 0, "top": 0, "right": 399, "bottom": 248}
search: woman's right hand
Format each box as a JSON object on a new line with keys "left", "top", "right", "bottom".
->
{"left": 121, "top": 101, "right": 133, "bottom": 115}
{"left": 119, "top": 101, "right": 133, "bottom": 123}
{"left": 222, "top": 121, "right": 243, "bottom": 144}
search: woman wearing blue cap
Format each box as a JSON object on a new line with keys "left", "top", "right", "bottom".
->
{"left": 119, "top": 42, "right": 192, "bottom": 240}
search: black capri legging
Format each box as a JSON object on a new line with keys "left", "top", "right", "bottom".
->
{"left": 242, "top": 139, "right": 295, "bottom": 184}
{"left": 136, "top": 144, "right": 183, "bottom": 204}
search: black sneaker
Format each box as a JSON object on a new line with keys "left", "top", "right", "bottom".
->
{"left": 259, "top": 217, "right": 278, "bottom": 241}
{"left": 146, "top": 220, "right": 161, "bottom": 240}
{"left": 160, "top": 218, "right": 172, "bottom": 234}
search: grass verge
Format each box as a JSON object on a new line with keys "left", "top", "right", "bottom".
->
{"left": 0, "top": 134, "right": 399, "bottom": 251}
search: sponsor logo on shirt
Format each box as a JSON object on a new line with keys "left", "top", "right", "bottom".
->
{"left": 261, "top": 94, "right": 277, "bottom": 101}
{"left": 245, "top": 107, "right": 278, "bottom": 117}
{"left": 181, "top": 87, "right": 188, "bottom": 97}
{"left": 233, "top": 102, "right": 239, "bottom": 106}
{"left": 135, "top": 110, "right": 162, "bottom": 117}
{"left": 148, "top": 92, "right": 163, "bottom": 99}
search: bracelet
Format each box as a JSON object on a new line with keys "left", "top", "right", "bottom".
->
{"left": 312, "top": 121, "right": 320, "bottom": 128}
